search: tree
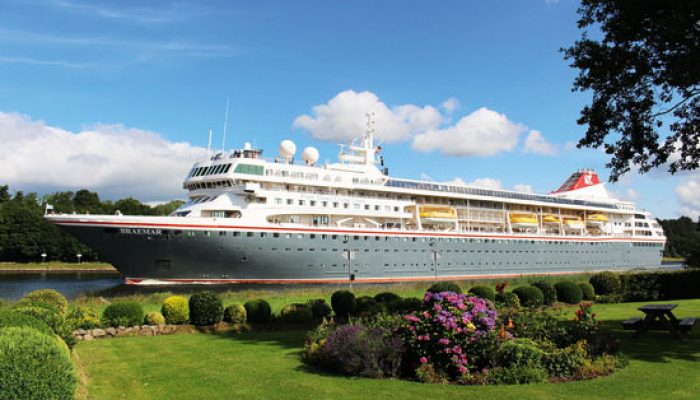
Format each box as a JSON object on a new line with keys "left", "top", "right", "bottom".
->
{"left": 563, "top": 1, "right": 700, "bottom": 181}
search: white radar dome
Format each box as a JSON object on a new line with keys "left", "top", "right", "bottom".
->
{"left": 302, "top": 146, "right": 320, "bottom": 165}
{"left": 243, "top": 142, "right": 252, "bottom": 150}
{"left": 279, "top": 139, "right": 296, "bottom": 159}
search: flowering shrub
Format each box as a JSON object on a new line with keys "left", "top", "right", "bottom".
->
{"left": 571, "top": 302, "right": 601, "bottom": 339}
{"left": 401, "top": 292, "right": 497, "bottom": 379}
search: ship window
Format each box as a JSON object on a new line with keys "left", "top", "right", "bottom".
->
{"left": 260, "top": 233, "right": 267, "bottom": 238}
{"left": 247, "top": 232, "right": 254, "bottom": 237}
{"left": 287, "top": 199, "right": 293, "bottom": 205}
{"left": 219, "top": 231, "right": 226, "bottom": 236}
{"left": 273, "top": 233, "right": 280, "bottom": 238}
{"left": 299, "top": 200, "right": 305, "bottom": 206}
{"left": 233, "top": 232, "right": 240, "bottom": 237}
{"left": 204, "top": 231, "right": 211, "bottom": 237}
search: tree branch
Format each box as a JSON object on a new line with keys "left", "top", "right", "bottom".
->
{"left": 650, "top": 89, "right": 700, "bottom": 118}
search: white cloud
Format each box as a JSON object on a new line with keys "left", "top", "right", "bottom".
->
{"left": 444, "top": 177, "right": 503, "bottom": 189}
{"left": 676, "top": 174, "right": 700, "bottom": 219}
{"left": 412, "top": 107, "right": 524, "bottom": 156}
{"left": 293, "top": 90, "right": 441, "bottom": 143}
{"left": 0, "top": 112, "right": 205, "bottom": 201}
{"left": 441, "top": 98, "right": 460, "bottom": 113}
{"left": 523, "top": 130, "right": 557, "bottom": 155}
{"left": 513, "top": 184, "right": 534, "bottom": 194}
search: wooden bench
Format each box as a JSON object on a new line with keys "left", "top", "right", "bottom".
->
{"left": 678, "top": 317, "right": 696, "bottom": 333}
{"left": 622, "top": 317, "right": 642, "bottom": 330}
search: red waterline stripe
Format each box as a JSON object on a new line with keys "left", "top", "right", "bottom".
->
{"left": 51, "top": 219, "right": 666, "bottom": 243}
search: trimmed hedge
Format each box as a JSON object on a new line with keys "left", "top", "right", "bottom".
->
{"left": 0, "top": 327, "right": 77, "bottom": 400}
{"left": 307, "top": 299, "right": 332, "bottom": 319}
{"left": 427, "top": 281, "right": 462, "bottom": 294}
{"left": 554, "top": 281, "right": 584, "bottom": 304}
{"left": 161, "top": 295, "right": 189, "bottom": 325}
{"left": 224, "top": 304, "right": 247, "bottom": 324}
{"left": 0, "top": 310, "right": 53, "bottom": 336}
{"left": 144, "top": 312, "right": 165, "bottom": 326}
{"left": 578, "top": 282, "right": 595, "bottom": 300}
{"left": 244, "top": 299, "right": 272, "bottom": 323}
{"left": 102, "top": 301, "right": 144, "bottom": 327}
{"left": 189, "top": 292, "right": 223, "bottom": 326}
{"left": 280, "top": 303, "right": 313, "bottom": 323}
{"left": 386, "top": 297, "right": 423, "bottom": 314}
{"left": 468, "top": 286, "right": 496, "bottom": 302}
{"left": 374, "top": 292, "right": 401, "bottom": 304}
{"left": 589, "top": 272, "right": 621, "bottom": 295}
{"left": 22, "top": 289, "right": 68, "bottom": 316}
{"left": 66, "top": 306, "right": 100, "bottom": 330}
{"left": 355, "top": 296, "right": 383, "bottom": 316}
{"left": 12, "top": 304, "right": 62, "bottom": 331}
{"left": 531, "top": 281, "right": 557, "bottom": 305}
{"left": 620, "top": 269, "right": 700, "bottom": 301}
{"left": 331, "top": 290, "right": 356, "bottom": 318}
{"left": 512, "top": 286, "right": 544, "bottom": 308}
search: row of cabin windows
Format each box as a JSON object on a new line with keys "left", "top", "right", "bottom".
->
{"left": 274, "top": 197, "right": 400, "bottom": 212}
{"left": 189, "top": 163, "right": 232, "bottom": 178}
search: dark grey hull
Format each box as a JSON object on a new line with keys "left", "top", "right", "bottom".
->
{"left": 58, "top": 224, "right": 665, "bottom": 283}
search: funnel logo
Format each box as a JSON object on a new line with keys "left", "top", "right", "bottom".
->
{"left": 584, "top": 174, "right": 593, "bottom": 185}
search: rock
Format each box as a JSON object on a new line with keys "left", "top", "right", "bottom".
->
{"left": 141, "top": 325, "right": 150, "bottom": 330}
{"left": 115, "top": 328, "right": 125, "bottom": 337}
{"left": 83, "top": 334, "right": 94, "bottom": 341}
{"left": 92, "top": 329, "right": 106, "bottom": 338}
{"left": 105, "top": 327, "right": 117, "bottom": 336}
{"left": 77, "top": 329, "right": 87, "bottom": 335}
{"left": 125, "top": 327, "right": 133, "bottom": 334}
{"left": 140, "top": 328, "right": 153, "bottom": 336}
{"left": 132, "top": 326, "right": 141, "bottom": 332}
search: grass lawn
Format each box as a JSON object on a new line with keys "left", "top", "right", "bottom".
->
{"left": 0, "top": 261, "right": 115, "bottom": 271}
{"left": 75, "top": 299, "right": 700, "bottom": 400}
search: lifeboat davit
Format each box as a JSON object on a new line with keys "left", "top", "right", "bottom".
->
{"left": 509, "top": 213, "right": 538, "bottom": 229}
{"left": 542, "top": 214, "right": 561, "bottom": 225}
{"left": 563, "top": 217, "right": 585, "bottom": 230}
{"left": 419, "top": 206, "right": 456, "bottom": 220}
{"left": 586, "top": 214, "right": 608, "bottom": 228}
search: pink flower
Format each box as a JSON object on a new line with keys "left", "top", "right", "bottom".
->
{"left": 404, "top": 315, "right": 421, "bottom": 322}
{"left": 420, "top": 357, "right": 428, "bottom": 364}
{"left": 458, "top": 365, "right": 467, "bottom": 374}
{"left": 438, "top": 338, "right": 450, "bottom": 345}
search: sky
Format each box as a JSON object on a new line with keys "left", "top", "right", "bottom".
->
{"left": 0, "top": 0, "right": 697, "bottom": 219}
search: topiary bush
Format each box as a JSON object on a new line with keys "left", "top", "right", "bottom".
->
{"left": 66, "top": 306, "right": 100, "bottom": 330}
{"left": 22, "top": 289, "right": 68, "bottom": 316}
{"left": 144, "top": 312, "right": 165, "bottom": 326}
{"left": 497, "top": 338, "right": 545, "bottom": 369}
{"left": 102, "top": 301, "right": 144, "bottom": 327}
{"left": 578, "top": 282, "right": 595, "bottom": 300}
{"left": 224, "top": 304, "right": 247, "bottom": 324}
{"left": 244, "top": 299, "right": 272, "bottom": 323}
{"left": 487, "top": 365, "right": 548, "bottom": 385}
{"left": 331, "top": 290, "right": 356, "bottom": 318}
{"left": 161, "top": 295, "right": 189, "bottom": 325}
{"left": 531, "top": 281, "right": 557, "bottom": 305}
{"left": 554, "top": 281, "right": 584, "bottom": 304}
{"left": 280, "top": 303, "right": 314, "bottom": 323}
{"left": 0, "top": 327, "right": 77, "bottom": 400}
{"left": 307, "top": 299, "right": 332, "bottom": 319}
{"left": 355, "top": 296, "right": 383, "bottom": 316}
{"left": 468, "top": 286, "right": 496, "bottom": 302}
{"left": 386, "top": 297, "right": 423, "bottom": 314}
{"left": 512, "top": 286, "right": 544, "bottom": 308}
{"left": 496, "top": 292, "right": 521, "bottom": 308}
{"left": 374, "top": 292, "right": 401, "bottom": 304}
{"left": 188, "top": 291, "right": 223, "bottom": 326}
{"left": 427, "top": 281, "right": 462, "bottom": 294}
{"left": 589, "top": 271, "right": 621, "bottom": 295}
{"left": 0, "top": 310, "right": 53, "bottom": 336}
{"left": 12, "top": 304, "right": 62, "bottom": 331}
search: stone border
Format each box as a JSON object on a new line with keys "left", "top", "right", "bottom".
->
{"left": 73, "top": 324, "right": 195, "bottom": 341}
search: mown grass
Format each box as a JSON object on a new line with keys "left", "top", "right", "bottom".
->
{"left": 0, "top": 261, "right": 115, "bottom": 271}
{"left": 75, "top": 299, "right": 700, "bottom": 400}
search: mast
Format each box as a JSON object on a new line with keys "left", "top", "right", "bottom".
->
{"left": 221, "top": 97, "right": 230, "bottom": 153}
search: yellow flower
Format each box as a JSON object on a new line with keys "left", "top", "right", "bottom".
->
{"left": 466, "top": 322, "right": 476, "bottom": 331}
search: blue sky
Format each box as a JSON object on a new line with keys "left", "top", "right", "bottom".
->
{"left": 0, "top": 0, "right": 696, "bottom": 219}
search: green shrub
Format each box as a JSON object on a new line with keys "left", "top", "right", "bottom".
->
{"left": 554, "top": 281, "right": 584, "bottom": 304}
{"left": 594, "top": 294, "right": 623, "bottom": 303}
{"left": 355, "top": 296, "right": 383, "bottom": 316}
{"left": 488, "top": 366, "right": 548, "bottom": 385}
{"left": 280, "top": 303, "right": 313, "bottom": 323}
{"left": 66, "top": 306, "right": 100, "bottom": 330}
{"left": 0, "top": 310, "right": 53, "bottom": 336}
{"left": 427, "top": 281, "right": 462, "bottom": 294}
{"left": 468, "top": 286, "right": 496, "bottom": 302}
{"left": 373, "top": 292, "right": 401, "bottom": 304}
{"left": 544, "top": 340, "right": 588, "bottom": 378}
{"left": 512, "top": 286, "right": 544, "bottom": 307}
{"left": 386, "top": 297, "right": 423, "bottom": 314}
{"left": 498, "top": 338, "right": 545, "bottom": 369}
{"left": 330, "top": 290, "right": 356, "bottom": 318}
{"left": 244, "top": 299, "right": 272, "bottom": 323}
{"left": 496, "top": 292, "right": 521, "bottom": 308}
{"left": 223, "top": 304, "right": 247, "bottom": 324}
{"left": 12, "top": 305, "right": 62, "bottom": 331}
{"left": 531, "top": 281, "right": 557, "bottom": 305}
{"left": 620, "top": 272, "right": 662, "bottom": 301}
{"left": 589, "top": 271, "right": 621, "bottom": 295}
{"left": 102, "top": 301, "right": 144, "bottom": 327}
{"left": 144, "top": 312, "right": 165, "bottom": 326}
{"left": 161, "top": 295, "right": 189, "bottom": 325}
{"left": 578, "top": 282, "right": 595, "bottom": 300}
{"left": 22, "top": 289, "right": 68, "bottom": 316}
{"left": 188, "top": 291, "right": 223, "bottom": 326}
{"left": 306, "top": 299, "right": 332, "bottom": 319}
{"left": 0, "top": 327, "right": 77, "bottom": 400}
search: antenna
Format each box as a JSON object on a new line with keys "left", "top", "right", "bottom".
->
{"left": 221, "top": 97, "right": 230, "bottom": 152}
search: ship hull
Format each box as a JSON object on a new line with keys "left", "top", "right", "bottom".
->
{"left": 55, "top": 219, "right": 665, "bottom": 284}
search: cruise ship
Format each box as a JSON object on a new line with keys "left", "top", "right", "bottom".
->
{"left": 46, "top": 126, "right": 666, "bottom": 284}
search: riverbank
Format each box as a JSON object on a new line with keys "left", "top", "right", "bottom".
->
{"left": 0, "top": 261, "right": 116, "bottom": 273}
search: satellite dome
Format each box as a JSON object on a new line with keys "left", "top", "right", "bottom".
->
{"left": 279, "top": 140, "right": 296, "bottom": 159}
{"left": 243, "top": 142, "right": 252, "bottom": 150}
{"left": 302, "top": 146, "right": 320, "bottom": 165}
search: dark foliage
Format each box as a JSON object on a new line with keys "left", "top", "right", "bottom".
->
{"left": 244, "top": 299, "right": 272, "bottom": 323}
{"left": 578, "top": 282, "right": 595, "bottom": 300}
{"left": 426, "top": 281, "right": 462, "bottom": 294}
{"left": 530, "top": 281, "right": 557, "bottom": 305}
{"left": 554, "top": 281, "right": 584, "bottom": 304}
{"left": 563, "top": 1, "right": 700, "bottom": 180}
{"left": 468, "top": 286, "right": 496, "bottom": 302}
{"left": 188, "top": 291, "right": 224, "bottom": 326}
{"left": 512, "top": 286, "right": 544, "bottom": 308}
{"left": 373, "top": 292, "right": 401, "bottom": 304}
{"left": 306, "top": 299, "right": 332, "bottom": 319}
{"left": 659, "top": 217, "right": 700, "bottom": 259}
{"left": 354, "top": 296, "right": 382, "bottom": 317}
{"left": 589, "top": 271, "right": 621, "bottom": 295}
{"left": 280, "top": 303, "right": 313, "bottom": 324}
{"left": 330, "top": 290, "right": 356, "bottom": 318}
{"left": 385, "top": 297, "right": 423, "bottom": 315}
{"left": 102, "top": 301, "right": 144, "bottom": 327}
